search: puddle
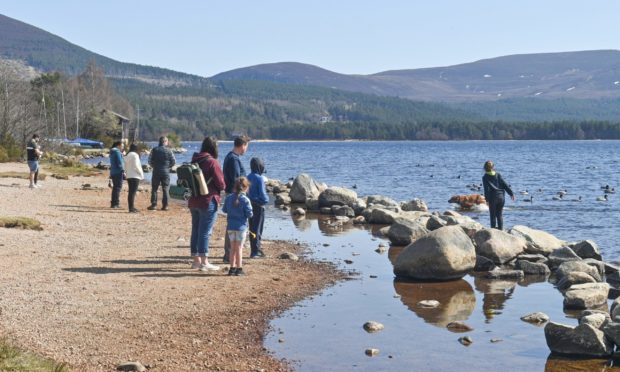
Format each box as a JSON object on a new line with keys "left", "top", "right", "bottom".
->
{"left": 263, "top": 206, "right": 619, "bottom": 371}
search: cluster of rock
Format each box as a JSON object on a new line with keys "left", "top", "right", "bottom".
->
{"left": 269, "top": 173, "right": 620, "bottom": 359}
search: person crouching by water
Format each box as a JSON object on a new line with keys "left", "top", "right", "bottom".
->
{"left": 109, "top": 141, "right": 125, "bottom": 209}
{"left": 188, "top": 136, "right": 226, "bottom": 272}
{"left": 125, "top": 143, "right": 144, "bottom": 213}
{"left": 222, "top": 177, "right": 253, "bottom": 276}
{"left": 247, "top": 157, "right": 269, "bottom": 258}
{"left": 482, "top": 160, "right": 515, "bottom": 230}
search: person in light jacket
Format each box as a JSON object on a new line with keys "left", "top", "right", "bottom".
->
{"left": 125, "top": 143, "right": 144, "bottom": 213}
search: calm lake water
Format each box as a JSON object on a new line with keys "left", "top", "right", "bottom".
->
{"left": 142, "top": 141, "right": 619, "bottom": 370}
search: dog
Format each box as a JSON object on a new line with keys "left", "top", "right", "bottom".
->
{"left": 448, "top": 194, "right": 487, "bottom": 210}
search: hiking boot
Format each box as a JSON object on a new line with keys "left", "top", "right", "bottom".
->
{"left": 111, "top": 205, "right": 121, "bottom": 209}
{"left": 161, "top": 206, "right": 169, "bottom": 211}
{"left": 234, "top": 268, "right": 245, "bottom": 276}
{"left": 129, "top": 208, "right": 140, "bottom": 213}
{"left": 147, "top": 205, "right": 157, "bottom": 211}
{"left": 228, "top": 267, "right": 236, "bottom": 276}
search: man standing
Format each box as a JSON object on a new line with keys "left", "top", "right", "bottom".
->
{"left": 26, "top": 134, "right": 43, "bottom": 189}
{"left": 109, "top": 141, "right": 125, "bottom": 208}
{"left": 222, "top": 135, "right": 250, "bottom": 262}
{"left": 148, "top": 136, "right": 176, "bottom": 211}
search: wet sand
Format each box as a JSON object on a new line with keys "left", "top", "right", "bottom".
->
{"left": 0, "top": 162, "right": 340, "bottom": 371}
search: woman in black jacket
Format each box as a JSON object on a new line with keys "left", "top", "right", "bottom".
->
{"left": 482, "top": 160, "right": 515, "bottom": 230}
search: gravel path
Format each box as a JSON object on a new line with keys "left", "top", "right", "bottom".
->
{"left": 0, "top": 162, "right": 339, "bottom": 371}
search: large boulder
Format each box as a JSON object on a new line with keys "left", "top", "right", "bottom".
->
{"left": 544, "top": 322, "right": 613, "bottom": 357}
{"left": 289, "top": 174, "right": 321, "bottom": 203}
{"left": 557, "top": 272, "right": 598, "bottom": 291}
{"left": 332, "top": 205, "right": 355, "bottom": 218}
{"left": 426, "top": 215, "right": 447, "bottom": 231}
{"left": 274, "top": 193, "right": 291, "bottom": 206}
{"left": 563, "top": 283, "right": 609, "bottom": 309}
{"left": 569, "top": 240, "right": 602, "bottom": 261}
{"left": 509, "top": 225, "right": 565, "bottom": 255}
{"left": 473, "top": 228, "right": 527, "bottom": 264}
{"left": 368, "top": 208, "right": 400, "bottom": 225}
{"left": 516, "top": 260, "right": 551, "bottom": 276}
{"left": 394, "top": 226, "right": 476, "bottom": 281}
{"left": 318, "top": 187, "right": 358, "bottom": 208}
{"left": 401, "top": 198, "right": 429, "bottom": 212}
{"left": 556, "top": 261, "right": 602, "bottom": 283}
{"left": 387, "top": 217, "right": 430, "bottom": 246}
{"left": 548, "top": 246, "right": 582, "bottom": 269}
{"left": 366, "top": 195, "right": 399, "bottom": 208}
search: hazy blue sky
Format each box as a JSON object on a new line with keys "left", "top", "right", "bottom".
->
{"left": 2, "top": 1, "right": 620, "bottom": 77}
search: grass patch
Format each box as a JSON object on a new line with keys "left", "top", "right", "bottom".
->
{"left": 0, "top": 217, "right": 43, "bottom": 230}
{"left": 0, "top": 172, "right": 47, "bottom": 180}
{"left": 42, "top": 163, "right": 101, "bottom": 178}
{"left": 0, "top": 339, "right": 68, "bottom": 371}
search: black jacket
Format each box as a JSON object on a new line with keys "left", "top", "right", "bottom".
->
{"left": 148, "top": 145, "right": 176, "bottom": 175}
{"left": 482, "top": 172, "right": 514, "bottom": 201}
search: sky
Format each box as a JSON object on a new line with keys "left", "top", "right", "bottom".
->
{"left": 2, "top": 1, "right": 620, "bottom": 77}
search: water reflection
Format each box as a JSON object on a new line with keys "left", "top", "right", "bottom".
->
{"left": 292, "top": 212, "right": 371, "bottom": 236}
{"left": 474, "top": 276, "right": 516, "bottom": 322}
{"left": 393, "top": 279, "right": 476, "bottom": 327}
{"left": 518, "top": 274, "right": 549, "bottom": 287}
{"left": 545, "top": 353, "right": 617, "bottom": 371}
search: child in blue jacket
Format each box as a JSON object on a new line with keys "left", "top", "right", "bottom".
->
{"left": 247, "top": 157, "right": 269, "bottom": 258}
{"left": 222, "top": 177, "right": 253, "bottom": 276}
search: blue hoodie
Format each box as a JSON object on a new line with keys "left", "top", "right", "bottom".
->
{"left": 247, "top": 157, "right": 269, "bottom": 205}
{"left": 222, "top": 192, "right": 253, "bottom": 231}
{"left": 109, "top": 147, "right": 125, "bottom": 176}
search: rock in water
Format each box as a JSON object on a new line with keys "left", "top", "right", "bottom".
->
{"left": 366, "top": 195, "right": 399, "bottom": 208}
{"left": 365, "top": 348, "right": 380, "bottom": 356}
{"left": 569, "top": 240, "right": 602, "bottom": 260}
{"left": 458, "top": 336, "right": 473, "bottom": 346}
{"left": 520, "top": 312, "right": 549, "bottom": 324}
{"left": 556, "top": 261, "right": 602, "bottom": 282}
{"left": 387, "top": 217, "right": 429, "bottom": 246}
{"left": 401, "top": 198, "right": 428, "bottom": 212}
{"left": 473, "top": 228, "right": 527, "bottom": 264}
{"left": 417, "top": 300, "right": 440, "bottom": 308}
{"left": 548, "top": 246, "right": 582, "bottom": 269}
{"left": 545, "top": 322, "right": 613, "bottom": 357}
{"left": 515, "top": 260, "right": 550, "bottom": 276}
{"left": 510, "top": 225, "right": 565, "bottom": 255}
{"left": 563, "top": 283, "right": 609, "bottom": 309}
{"left": 556, "top": 272, "right": 597, "bottom": 291}
{"left": 393, "top": 226, "right": 476, "bottom": 281}
{"left": 289, "top": 173, "right": 321, "bottom": 203}
{"left": 318, "top": 187, "right": 358, "bottom": 208}
{"left": 447, "top": 321, "right": 474, "bottom": 332}
{"left": 363, "top": 321, "right": 385, "bottom": 333}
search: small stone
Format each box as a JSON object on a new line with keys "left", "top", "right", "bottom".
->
{"left": 375, "top": 246, "right": 387, "bottom": 254}
{"left": 344, "top": 259, "right": 354, "bottom": 264}
{"left": 369, "top": 275, "right": 378, "bottom": 278}
{"left": 278, "top": 338, "right": 285, "bottom": 343}
{"left": 447, "top": 321, "right": 474, "bottom": 333}
{"left": 323, "top": 243, "right": 330, "bottom": 247}
{"left": 117, "top": 362, "right": 146, "bottom": 372}
{"left": 520, "top": 312, "right": 549, "bottom": 325}
{"left": 176, "top": 236, "right": 185, "bottom": 242}
{"left": 365, "top": 348, "right": 380, "bottom": 357}
{"left": 278, "top": 252, "right": 299, "bottom": 261}
{"left": 417, "top": 300, "right": 440, "bottom": 308}
{"left": 458, "top": 336, "right": 473, "bottom": 346}
{"left": 363, "top": 321, "right": 385, "bottom": 333}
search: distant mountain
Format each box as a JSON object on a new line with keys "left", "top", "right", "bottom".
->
{"left": 0, "top": 13, "right": 202, "bottom": 86}
{"left": 213, "top": 51, "right": 620, "bottom": 101}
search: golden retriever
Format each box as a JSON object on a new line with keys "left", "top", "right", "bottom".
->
{"left": 448, "top": 194, "right": 487, "bottom": 210}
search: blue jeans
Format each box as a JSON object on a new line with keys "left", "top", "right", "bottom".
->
{"left": 190, "top": 199, "right": 218, "bottom": 256}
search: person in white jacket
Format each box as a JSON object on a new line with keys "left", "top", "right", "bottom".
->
{"left": 125, "top": 143, "right": 145, "bottom": 213}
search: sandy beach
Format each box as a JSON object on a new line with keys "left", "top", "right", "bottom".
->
{"left": 0, "top": 162, "right": 340, "bottom": 371}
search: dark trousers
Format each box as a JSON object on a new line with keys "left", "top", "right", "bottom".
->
{"left": 150, "top": 173, "right": 170, "bottom": 207}
{"left": 488, "top": 196, "right": 505, "bottom": 230}
{"left": 250, "top": 203, "right": 265, "bottom": 256}
{"left": 127, "top": 178, "right": 139, "bottom": 211}
{"left": 110, "top": 174, "right": 123, "bottom": 207}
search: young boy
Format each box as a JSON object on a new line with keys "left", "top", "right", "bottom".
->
{"left": 247, "top": 157, "right": 269, "bottom": 258}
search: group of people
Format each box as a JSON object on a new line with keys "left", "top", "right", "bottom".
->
{"left": 188, "top": 135, "right": 269, "bottom": 276}
{"left": 108, "top": 134, "right": 269, "bottom": 276}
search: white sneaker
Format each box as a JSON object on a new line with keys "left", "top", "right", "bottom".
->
{"left": 200, "top": 262, "right": 220, "bottom": 271}
{"left": 191, "top": 262, "right": 201, "bottom": 269}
